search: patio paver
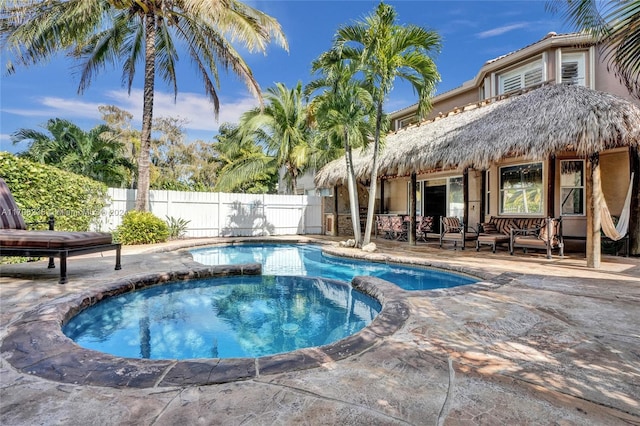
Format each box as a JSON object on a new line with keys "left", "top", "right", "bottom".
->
{"left": 1, "top": 236, "right": 638, "bottom": 425}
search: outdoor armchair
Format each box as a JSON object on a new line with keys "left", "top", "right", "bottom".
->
{"left": 439, "top": 216, "right": 478, "bottom": 250}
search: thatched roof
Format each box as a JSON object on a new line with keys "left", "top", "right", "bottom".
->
{"left": 315, "top": 84, "right": 640, "bottom": 188}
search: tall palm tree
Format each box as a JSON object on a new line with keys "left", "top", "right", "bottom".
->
{"left": 240, "top": 82, "right": 311, "bottom": 194}
{"left": 307, "top": 51, "right": 375, "bottom": 246}
{"left": 1, "top": 0, "right": 287, "bottom": 210}
{"left": 12, "top": 118, "right": 134, "bottom": 187}
{"left": 547, "top": 0, "right": 640, "bottom": 99}
{"left": 213, "top": 123, "right": 277, "bottom": 193}
{"left": 335, "top": 2, "right": 440, "bottom": 246}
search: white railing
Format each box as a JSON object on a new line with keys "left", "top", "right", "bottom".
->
{"left": 98, "top": 188, "right": 322, "bottom": 237}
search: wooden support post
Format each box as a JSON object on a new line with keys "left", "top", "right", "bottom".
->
{"left": 463, "top": 168, "right": 469, "bottom": 230}
{"left": 547, "top": 154, "right": 556, "bottom": 218}
{"left": 586, "top": 153, "right": 601, "bottom": 268}
{"left": 630, "top": 146, "right": 639, "bottom": 255}
{"left": 409, "top": 172, "right": 417, "bottom": 245}
{"left": 480, "top": 170, "right": 487, "bottom": 222}
{"left": 333, "top": 185, "right": 339, "bottom": 237}
{"left": 379, "top": 178, "right": 385, "bottom": 214}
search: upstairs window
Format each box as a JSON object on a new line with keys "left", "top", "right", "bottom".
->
{"left": 561, "top": 52, "right": 586, "bottom": 86}
{"left": 498, "top": 60, "right": 543, "bottom": 95}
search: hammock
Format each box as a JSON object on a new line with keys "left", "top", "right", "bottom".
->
{"left": 600, "top": 172, "right": 634, "bottom": 241}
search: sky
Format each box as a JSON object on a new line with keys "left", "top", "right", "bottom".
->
{"left": 0, "top": 0, "right": 575, "bottom": 154}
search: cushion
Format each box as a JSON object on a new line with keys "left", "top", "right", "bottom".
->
{"left": 481, "top": 222, "right": 498, "bottom": 234}
{"left": 442, "top": 217, "right": 461, "bottom": 232}
{"left": 538, "top": 219, "right": 560, "bottom": 246}
{"left": 477, "top": 234, "right": 510, "bottom": 243}
{"left": 492, "top": 218, "right": 518, "bottom": 235}
{"left": 418, "top": 216, "right": 434, "bottom": 232}
{"left": 0, "top": 178, "right": 27, "bottom": 230}
{"left": 0, "top": 229, "right": 113, "bottom": 249}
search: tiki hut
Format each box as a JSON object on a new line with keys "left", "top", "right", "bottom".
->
{"left": 315, "top": 83, "right": 640, "bottom": 266}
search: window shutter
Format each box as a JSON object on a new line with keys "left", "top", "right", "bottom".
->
{"left": 524, "top": 68, "right": 542, "bottom": 87}
{"left": 502, "top": 74, "right": 522, "bottom": 93}
{"left": 562, "top": 61, "right": 580, "bottom": 84}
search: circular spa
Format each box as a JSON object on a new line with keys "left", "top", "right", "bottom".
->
{"left": 63, "top": 275, "right": 381, "bottom": 359}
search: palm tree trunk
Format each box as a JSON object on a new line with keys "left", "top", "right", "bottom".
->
{"left": 344, "top": 131, "right": 361, "bottom": 246}
{"left": 135, "top": 12, "right": 156, "bottom": 212}
{"left": 362, "top": 101, "right": 383, "bottom": 246}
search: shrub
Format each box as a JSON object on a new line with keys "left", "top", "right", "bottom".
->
{"left": 0, "top": 152, "right": 108, "bottom": 231}
{"left": 166, "top": 216, "right": 190, "bottom": 239}
{"left": 115, "top": 211, "right": 169, "bottom": 245}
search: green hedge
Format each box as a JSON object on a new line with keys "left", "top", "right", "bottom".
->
{"left": 0, "top": 152, "right": 108, "bottom": 231}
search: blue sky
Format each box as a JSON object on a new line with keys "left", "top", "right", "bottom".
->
{"left": 0, "top": 1, "right": 574, "bottom": 154}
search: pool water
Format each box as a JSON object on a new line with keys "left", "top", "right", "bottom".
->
{"left": 63, "top": 275, "right": 381, "bottom": 359}
{"left": 191, "top": 243, "right": 478, "bottom": 291}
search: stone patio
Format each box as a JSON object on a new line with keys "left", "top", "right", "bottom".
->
{"left": 1, "top": 236, "right": 639, "bottom": 425}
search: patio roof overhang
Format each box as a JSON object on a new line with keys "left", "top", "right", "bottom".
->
{"left": 314, "top": 83, "right": 640, "bottom": 188}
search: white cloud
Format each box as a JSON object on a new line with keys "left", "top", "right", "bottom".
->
{"left": 477, "top": 23, "right": 529, "bottom": 38}
{"left": 105, "top": 89, "right": 259, "bottom": 131}
{"left": 3, "top": 97, "right": 104, "bottom": 120}
{"left": 3, "top": 90, "right": 260, "bottom": 137}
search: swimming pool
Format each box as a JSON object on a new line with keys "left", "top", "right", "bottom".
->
{"left": 191, "top": 243, "right": 477, "bottom": 291}
{"left": 63, "top": 275, "right": 381, "bottom": 359}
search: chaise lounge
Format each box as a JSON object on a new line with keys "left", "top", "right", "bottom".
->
{"left": 0, "top": 178, "right": 121, "bottom": 284}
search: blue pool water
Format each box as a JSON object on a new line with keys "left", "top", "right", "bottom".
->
{"left": 63, "top": 275, "right": 381, "bottom": 359}
{"left": 191, "top": 243, "right": 478, "bottom": 291}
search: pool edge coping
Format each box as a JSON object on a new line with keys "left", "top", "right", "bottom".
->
{"left": 1, "top": 239, "right": 510, "bottom": 389}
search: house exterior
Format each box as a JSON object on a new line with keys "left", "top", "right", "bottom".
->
{"left": 316, "top": 32, "right": 640, "bottom": 261}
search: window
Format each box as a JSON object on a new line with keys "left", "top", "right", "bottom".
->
{"left": 498, "top": 61, "right": 543, "bottom": 94}
{"left": 560, "top": 160, "right": 585, "bottom": 215}
{"left": 398, "top": 115, "right": 418, "bottom": 130}
{"left": 448, "top": 177, "right": 464, "bottom": 218}
{"left": 561, "top": 52, "right": 586, "bottom": 86}
{"left": 499, "top": 162, "right": 543, "bottom": 214}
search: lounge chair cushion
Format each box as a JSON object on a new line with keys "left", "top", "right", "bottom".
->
{"left": 0, "top": 229, "right": 113, "bottom": 249}
{"left": 0, "top": 178, "right": 27, "bottom": 230}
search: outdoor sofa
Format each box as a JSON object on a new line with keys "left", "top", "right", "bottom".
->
{"left": 0, "top": 178, "right": 121, "bottom": 284}
{"left": 475, "top": 216, "right": 542, "bottom": 253}
{"left": 476, "top": 216, "right": 564, "bottom": 259}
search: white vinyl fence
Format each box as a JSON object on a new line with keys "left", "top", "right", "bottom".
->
{"left": 98, "top": 188, "right": 322, "bottom": 238}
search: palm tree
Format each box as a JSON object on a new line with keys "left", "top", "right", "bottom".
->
{"left": 240, "top": 82, "right": 311, "bottom": 194}
{"left": 547, "top": 0, "right": 640, "bottom": 99}
{"left": 12, "top": 118, "right": 134, "bottom": 187}
{"left": 307, "top": 51, "right": 375, "bottom": 246}
{"left": 335, "top": 2, "right": 441, "bottom": 246}
{"left": 213, "top": 123, "right": 277, "bottom": 193}
{"left": 1, "top": 0, "right": 287, "bottom": 210}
